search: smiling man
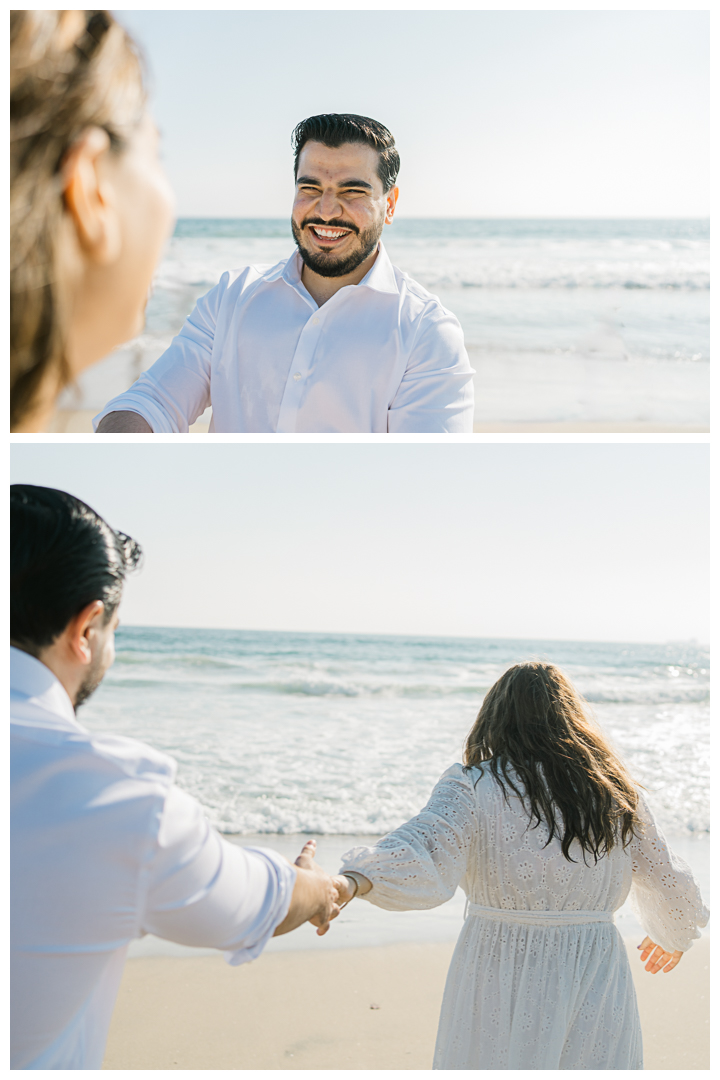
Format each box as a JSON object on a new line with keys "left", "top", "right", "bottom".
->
{"left": 94, "top": 114, "right": 475, "bottom": 433}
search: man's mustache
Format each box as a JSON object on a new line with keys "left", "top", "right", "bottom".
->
{"left": 301, "top": 217, "right": 358, "bottom": 234}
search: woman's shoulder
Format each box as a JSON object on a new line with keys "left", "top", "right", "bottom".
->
{"left": 436, "top": 761, "right": 466, "bottom": 783}
{"left": 436, "top": 760, "right": 504, "bottom": 799}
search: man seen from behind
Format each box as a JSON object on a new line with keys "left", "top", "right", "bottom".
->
{"left": 10, "top": 485, "right": 339, "bottom": 1069}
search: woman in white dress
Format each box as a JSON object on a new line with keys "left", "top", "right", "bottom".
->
{"left": 335, "top": 662, "right": 708, "bottom": 1070}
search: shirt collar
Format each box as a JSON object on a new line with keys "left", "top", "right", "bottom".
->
{"left": 358, "top": 241, "right": 399, "bottom": 295}
{"left": 280, "top": 240, "right": 399, "bottom": 298}
{"left": 10, "top": 646, "right": 82, "bottom": 732}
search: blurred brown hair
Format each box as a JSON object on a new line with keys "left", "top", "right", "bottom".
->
{"left": 463, "top": 661, "right": 641, "bottom": 862}
{"left": 10, "top": 10, "right": 146, "bottom": 430}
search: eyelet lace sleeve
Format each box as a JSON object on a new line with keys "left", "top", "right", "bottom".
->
{"left": 340, "top": 763, "right": 477, "bottom": 910}
{"left": 628, "top": 789, "right": 709, "bottom": 953}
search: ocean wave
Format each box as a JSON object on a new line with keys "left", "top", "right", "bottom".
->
{"left": 393, "top": 260, "right": 709, "bottom": 292}
{"left": 105, "top": 669, "right": 708, "bottom": 706}
{"left": 106, "top": 671, "right": 487, "bottom": 697}
{"left": 113, "top": 652, "right": 247, "bottom": 670}
{"left": 210, "top": 815, "right": 709, "bottom": 839}
{"left": 85, "top": 629, "right": 709, "bottom": 844}
{"left": 196, "top": 790, "right": 709, "bottom": 840}
{"left": 150, "top": 233, "right": 710, "bottom": 295}
{"left": 584, "top": 687, "right": 709, "bottom": 705}
{"left": 154, "top": 261, "right": 710, "bottom": 295}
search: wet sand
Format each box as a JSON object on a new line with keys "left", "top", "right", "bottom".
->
{"left": 50, "top": 409, "right": 706, "bottom": 436}
{"left": 102, "top": 935, "right": 709, "bottom": 1070}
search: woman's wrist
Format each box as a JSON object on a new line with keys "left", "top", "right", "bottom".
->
{"left": 343, "top": 870, "right": 372, "bottom": 897}
{"left": 343, "top": 873, "right": 359, "bottom": 899}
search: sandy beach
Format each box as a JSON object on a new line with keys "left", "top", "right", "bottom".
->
{"left": 468, "top": 348, "right": 709, "bottom": 432}
{"left": 49, "top": 408, "right": 707, "bottom": 436}
{"left": 49, "top": 321, "right": 709, "bottom": 436}
{"left": 102, "top": 935, "right": 709, "bottom": 1070}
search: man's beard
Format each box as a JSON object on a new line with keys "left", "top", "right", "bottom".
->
{"left": 74, "top": 653, "right": 107, "bottom": 710}
{"left": 291, "top": 215, "right": 384, "bottom": 278}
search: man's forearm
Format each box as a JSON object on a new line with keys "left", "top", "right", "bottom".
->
{"left": 96, "top": 410, "right": 154, "bottom": 433}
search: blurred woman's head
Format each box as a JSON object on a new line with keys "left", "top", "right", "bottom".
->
{"left": 464, "top": 661, "right": 640, "bottom": 862}
{"left": 10, "top": 10, "right": 175, "bottom": 431}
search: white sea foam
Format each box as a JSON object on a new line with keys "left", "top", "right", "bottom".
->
{"left": 81, "top": 628, "right": 709, "bottom": 841}
{"left": 152, "top": 232, "right": 709, "bottom": 295}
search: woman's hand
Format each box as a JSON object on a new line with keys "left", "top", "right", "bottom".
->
{"left": 334, "top": 874, "right": 358, "bottom": 906}
{"left": 638, "top": 935, "right": 683, "bottom": 974}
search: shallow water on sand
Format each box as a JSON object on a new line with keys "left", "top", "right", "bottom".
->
{"left": 128, "top": 832, "right": 709, "bottom": 956}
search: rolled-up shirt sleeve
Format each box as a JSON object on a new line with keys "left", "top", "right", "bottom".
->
{"left": 388, "top": 306, "right": 475, "bottom": 433}
{"left": 92, "top": 275, "right": 230, "bottom": 433}
{"left": 140, "top": 786, "right": 296, "bottom": 966}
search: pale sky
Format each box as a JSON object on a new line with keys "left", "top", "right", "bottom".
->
{"left": 10, "top": 443, "right": 709, "bottom": 644}
{"left": 113, "top": 7, "right": 710, "bottom": 218}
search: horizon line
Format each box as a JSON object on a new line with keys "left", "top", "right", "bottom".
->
{"left": 173, "top": 214, "right": 709, "bottom": 222}
{"left": 115, "top": 624, "right": 707, "bottom": 650}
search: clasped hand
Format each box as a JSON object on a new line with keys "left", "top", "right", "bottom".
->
{"left": 290, "top": 840, "right": 360, "bottom": 937}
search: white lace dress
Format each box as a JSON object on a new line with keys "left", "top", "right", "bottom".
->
{"left": 340, "top": 763, "right": 708, "bottom": 1070}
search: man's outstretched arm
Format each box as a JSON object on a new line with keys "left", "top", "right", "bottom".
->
{"left": 141, "top": 788, "right": 338, "bottom": 965}
{"left": 93, "top": 274, "right": 227, "bottom": 433}
{"left": 96, "top": 411, "right": 153, "bottom": 433}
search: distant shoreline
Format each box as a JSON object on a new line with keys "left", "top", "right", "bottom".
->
{"left": 172, "top": 215, "right": 710, "bottom": 223}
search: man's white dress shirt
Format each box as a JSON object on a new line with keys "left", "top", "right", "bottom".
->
{"left": 10, "top": 648, "right": 297, "bottom": 1070}
{"left": 93, "top": 243, "right": 475, "bottom": 433}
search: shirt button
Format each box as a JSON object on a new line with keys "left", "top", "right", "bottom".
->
{"left": 312, "top": 317, "right": 319, "bottom": 326}
{"left": 293, "top": 372, "right": 302, "bottom": 381}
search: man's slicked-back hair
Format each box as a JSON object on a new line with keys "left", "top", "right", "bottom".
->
{"left": 11, "top": 485, "right": 142, "bottom": 652}
{"left": 292, "top": 113, "right": 400, "bottom": 193}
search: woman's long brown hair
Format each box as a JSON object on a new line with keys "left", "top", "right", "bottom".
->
{"left": 10, "top": 11, "right": 146, "bottom": 430}
{"left": 463, "top": 661, "right": 641, "bottom": 863}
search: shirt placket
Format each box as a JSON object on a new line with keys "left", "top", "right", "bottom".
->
{"left": 275, "top": 309, "right": 324, "bottom": 433}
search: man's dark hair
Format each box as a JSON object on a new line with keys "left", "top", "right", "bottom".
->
{"left": 10, "top": 485, "right": 142, "bottom": 652}
{"left": 291, "top": 113, "right": 400, "bottom": 193}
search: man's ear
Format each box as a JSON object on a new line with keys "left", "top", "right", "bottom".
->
{"left": 62, "top": 127, "right": 122, "bottom": 265}
{"left": 64, "top": 600, "right": 106, "bottom": 665}
{"left": 385, "top": 185, "right": 399, "bottom": 225}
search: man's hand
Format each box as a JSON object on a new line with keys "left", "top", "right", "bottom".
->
{"left": 297, "top": 840, "right": 340, "bottom": 936}
{"left": 96, "top": 411, "right": 153, "bottom": 433}
{"left": 638, "top": 935, "right": 683, "bottom": 973}
{"left": 272, "top": 839, "right": 339, "bottom": 938}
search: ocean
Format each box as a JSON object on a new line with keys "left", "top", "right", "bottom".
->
{"left": 79, "top": 626, "right": 710, "bottom": 953}
{"left": 61, "top": 218, "right": 709, "bottom": 427}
